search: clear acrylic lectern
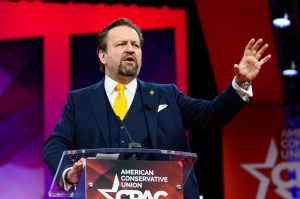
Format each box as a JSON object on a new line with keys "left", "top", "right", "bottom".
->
{"left": 48, "top": 148, "right": 197, "bottom": 199}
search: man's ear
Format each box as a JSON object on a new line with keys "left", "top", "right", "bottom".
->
{"left": 98, "top": 50, "right": 106, "bottom": 65}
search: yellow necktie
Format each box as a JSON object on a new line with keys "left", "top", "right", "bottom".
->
{"left": 113, "top": 83, "right": 127, "bottom": 120}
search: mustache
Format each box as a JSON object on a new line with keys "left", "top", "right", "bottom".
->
{"left": 121, "top": 54, "right": 137, "bottom": 62}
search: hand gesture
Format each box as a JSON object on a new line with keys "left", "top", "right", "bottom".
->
{"left": 67, "top": 158, "right": 85, "bottom": 184}
{"left": 234, "top": 38, "right": 271, "bottom": 83}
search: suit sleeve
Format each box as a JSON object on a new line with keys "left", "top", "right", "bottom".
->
{"left": 176, "top": 83, "right": 248, "bottom": 130}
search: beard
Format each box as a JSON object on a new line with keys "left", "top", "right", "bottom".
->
{"left": 118, "top": 62, "right": 140, "bottom": 77}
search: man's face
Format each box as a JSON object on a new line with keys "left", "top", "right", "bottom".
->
{"left": 99, "top": 26, "right": 142, "bottom": 83}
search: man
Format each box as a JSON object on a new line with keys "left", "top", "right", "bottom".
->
{"left": 44, "top": 18, "right": 271, "bottom": 198}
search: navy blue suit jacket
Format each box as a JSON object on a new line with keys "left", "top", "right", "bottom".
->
{"left": 44, "top": 78, "right": 247, "bottom": 199}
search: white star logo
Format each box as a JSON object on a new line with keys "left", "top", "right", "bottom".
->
{"left": 241, "top": 139, "right": 278, "bottom": 199}
{"left": 97, "top": 174, "right": 119, "bottom": 199}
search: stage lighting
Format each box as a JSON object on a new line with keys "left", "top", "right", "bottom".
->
{"left": 282, "top": 60, "right": 298, "bottom": 76}
{"left": 272, "top": 13, "right": 291, "bottom": 28}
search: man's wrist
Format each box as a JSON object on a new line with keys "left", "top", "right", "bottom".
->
{"left": 235, "top": 77, "right": 252, "bottom": 90}
{"left": 64, "top": 169, "right": 73, "bottom": 184}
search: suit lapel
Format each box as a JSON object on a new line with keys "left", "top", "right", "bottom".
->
{"left": 85, "top": 79, "right": 159, "bottom": 149}
{"left": 138, "top": 80, "right": 159, "bottom": 149}
{"left": 87, "top": 79, "right": 110, "bottom": 148}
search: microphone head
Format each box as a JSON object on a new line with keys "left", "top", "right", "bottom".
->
{"left": 143, "top": 103, "right": 152, "bottom": 110}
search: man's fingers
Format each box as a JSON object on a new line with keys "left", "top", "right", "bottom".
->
{"left": 259, "top": 54, "right": 272, "bottom": 65}
{"left": 245, "top": 38, "right": 266, "bottom": 56}
{"left": 76, "top": 158, "right": 86, "bottom": 168}
{"left": 255, "top": 43, "right": 269, "bottom": 60}
{"left": 73, "top": 161, "right": 84, "bottom": 172}
{"left": 251, "top": 38, "right": 263, "bottom": 52}
{"left": 245, "top": 38, "right": 255, "bottom": 51}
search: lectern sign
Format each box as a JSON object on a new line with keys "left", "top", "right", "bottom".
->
{"left": 85, "top": 159, "right": 183, "bottom": 199}
{"left": 48, "top": 148, "right": 197, "bottom": 198}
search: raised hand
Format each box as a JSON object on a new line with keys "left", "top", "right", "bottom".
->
{"left": 234, "top": 38, "right": 272, "bottom": 83}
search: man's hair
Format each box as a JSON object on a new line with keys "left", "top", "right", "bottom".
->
{"left": 96, "top": 18, "right": 144, "bottom": 72}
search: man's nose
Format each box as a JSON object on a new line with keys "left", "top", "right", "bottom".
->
{"left": 125, "top": 43, "right": 134, "bottom": 52}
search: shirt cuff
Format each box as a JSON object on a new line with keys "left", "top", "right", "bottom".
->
{"left": 232, "top": 76, "right": 253, "bottom": 102}
{"left": 62, "top": 167, "right": 73, "bottom": 191}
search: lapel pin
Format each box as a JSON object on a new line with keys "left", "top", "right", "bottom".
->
{"left": 149, "top": 90, "right": 155, "bottom": 95}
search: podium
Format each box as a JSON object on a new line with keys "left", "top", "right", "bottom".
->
{"left": 48, "top": 148, "right": 197, "bottom": 199}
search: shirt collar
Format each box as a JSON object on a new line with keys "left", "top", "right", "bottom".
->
{"left": 104, "top": 75, "right": 137, "bottom": 95}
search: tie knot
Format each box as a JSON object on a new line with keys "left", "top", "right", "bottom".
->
{"left": 115, "top": 83, "right": 125, "bottom": 92}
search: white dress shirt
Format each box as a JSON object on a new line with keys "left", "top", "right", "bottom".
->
{"left": 105, "top": 75, "right": 137, "bottom": 111}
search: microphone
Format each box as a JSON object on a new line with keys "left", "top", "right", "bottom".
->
{"left": 115, "top": 116, "right": 141, "bottom": 148}
{"left": 143, "top": 103, "right": 152, "bottom": 110}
